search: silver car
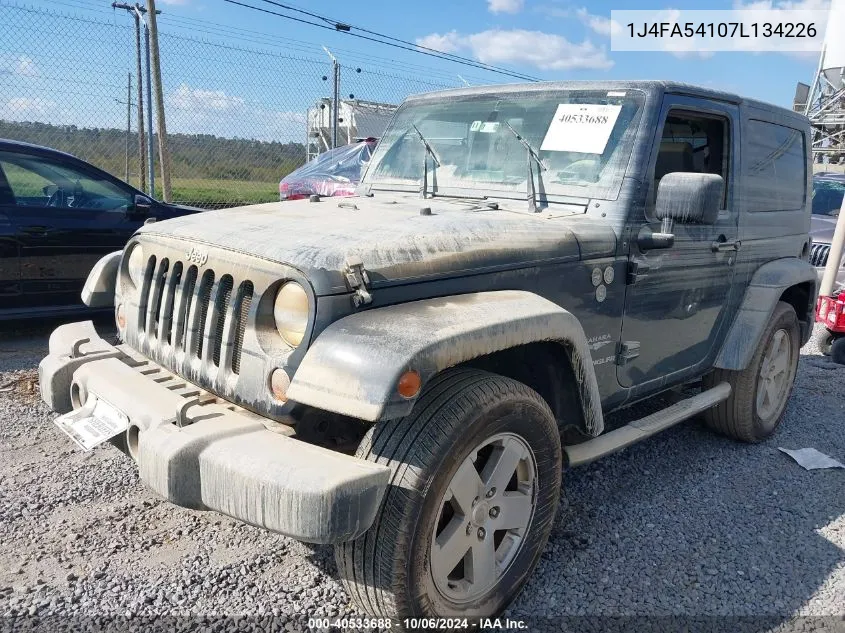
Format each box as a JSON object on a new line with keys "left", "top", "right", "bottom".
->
{"left": 810, "top": 174, "right": 845, "bottom": 288}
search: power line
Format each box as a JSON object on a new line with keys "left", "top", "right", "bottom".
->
{"left": 156, "top": 12, "right": 490, "bottom": 83}
{"left": 223, "top": 0, "right": 539, "bottom": 82}
{"left": 160, "top": 9, "right": 493, "bottom": 82}
{"left": 256, "top": 0, "right": 538, "bottom": 80}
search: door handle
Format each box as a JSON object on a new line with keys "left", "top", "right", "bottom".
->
{"left": 711, "top": 235, "right": 741, "bottom": 252}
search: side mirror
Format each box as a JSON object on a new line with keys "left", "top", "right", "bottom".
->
{"left": 656, "top": 172, "right": 723, "bottom": 228}
{"left": 128, "top": 194, "right": 153, "bottom": 218}
{"left": 639, "top": 172, "right": 724, "bottom": 251}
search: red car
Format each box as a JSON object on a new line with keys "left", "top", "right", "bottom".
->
{"left": 279, "top": 139, "right": 376, "bottom": 201}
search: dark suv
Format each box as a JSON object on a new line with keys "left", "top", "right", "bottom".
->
{"left": 40, "top": 81, "right": 817, "bottom": 622}
{"left": 0, "top": 139, "right": 200, "bottom": 319}
{"left": 810, "top": 173, "right": 845, "bottom": 287}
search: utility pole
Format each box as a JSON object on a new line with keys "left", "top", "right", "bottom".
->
{"left": 142, "top": 7, "right": 155, "bottom": 197}
{"left": 323, "top": 47, "right": 339, "bottom": 149}
{"left": 146, "top": 0, "right": 172, "bottom": 201}
{"left": 113, "top": 2, "right": 156, "bottom": 194}
{"left": 114, "top": 2, "right": 146, "bottom": 191}
{"left": 124, "top": 72, "right": 131, "bottom": 181}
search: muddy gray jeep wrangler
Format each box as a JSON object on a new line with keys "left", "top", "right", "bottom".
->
{"left": 40, "top": 81, "right": 818, "bottom": 621}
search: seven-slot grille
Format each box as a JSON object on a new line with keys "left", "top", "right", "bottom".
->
{"left": 136, "top": 254, "right": 253, "bottom": 375}
{"left": 809, "top": 243, "right": 831, "bottom": 267}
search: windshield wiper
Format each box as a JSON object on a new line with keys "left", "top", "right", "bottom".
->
{"left": 411, "top": 124, "right": 441, "bottom": 199}
{"left": 503, "top": 121, "right": 547, "bottom": 213}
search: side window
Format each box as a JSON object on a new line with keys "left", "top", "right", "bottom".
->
{"left": 0, "top": 162, "right": 17, "bottom": 206}
{"left": 0, "top": 152, "right": 132, "bottom": 212}
{"left": 744, "top": 120, "right": 806, "bottom": 212}
{"left": 650, "top": 110, "right": 730, "bottom": 211}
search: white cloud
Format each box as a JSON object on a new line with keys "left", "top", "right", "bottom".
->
{"left": 470, "top": 29, "right": 613, "bottom": 69}
{"left": 416, "top": 29, "right": 613, "bottom": 70}
{"left": 15, "top": 56, "right": 40, "bottom": 77}
{"left": 169, "top": 83, "right": 246, "bottom": 112}
{"left": 0, "top": 54, "right": 41, "bottom": 78}
{"left": 158, "top": 0, "right": 190, "bottom": 5}
{"left": 416, "top": 31, "right": 462, "bottom": 54}
{"left": 536, "top": 4, "right": 570, "bottom": 18}
{"left": 575, "top": 8, "right": 623, "bottom": 37}
{"left": 488, "top": 0, "right": 524, "bottom": 14}
{"left": 1, "top": 97, "right": 56, "bottom": 116}
{"left": 166, "top": 83, "right": 305, "bottom": 141}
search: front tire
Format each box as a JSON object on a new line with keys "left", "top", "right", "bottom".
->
{"left": 702, "top": 301, "right": 800, "bottom": 442}
{"left": 335, "top": 368, "right": 562, "bottom": 620}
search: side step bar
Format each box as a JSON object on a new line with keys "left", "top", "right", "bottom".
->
{"left": 565, "top": 382, "right": 732, "bottom": 467}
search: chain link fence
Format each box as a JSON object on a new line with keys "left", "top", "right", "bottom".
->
{"left": 0, "top": 0, "right": 468, "bottom": 208}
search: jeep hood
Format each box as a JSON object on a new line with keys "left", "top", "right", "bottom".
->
{"left": 136, "top": 195, "right": 616, "bottom": 295}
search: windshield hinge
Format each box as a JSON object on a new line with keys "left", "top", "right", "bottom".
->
{"left": 616, "top": 341, "right": 641, "bottom": 366}
{"left": 344, "top": 256, "right": 373, "bottom": 307}
{"left": 626, "top": 260, "right": 649, "bottom": 285}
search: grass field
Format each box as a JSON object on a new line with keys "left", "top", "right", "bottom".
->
{"left": 158, "top": 178, "right": 279, "bottom": 208}
{"left": 2, "top": 165, "right": 279, "bottom": 209}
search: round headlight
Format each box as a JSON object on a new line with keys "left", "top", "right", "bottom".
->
{"left": 127, "top": 244, "right": 145, "bottom": 287}
{"left": 273, "top": 282, "right": 308, "bottom": 347}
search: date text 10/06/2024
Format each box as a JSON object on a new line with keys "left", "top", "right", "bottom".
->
{"left": 307, "top": 617, "right": 529, "bottom": 630}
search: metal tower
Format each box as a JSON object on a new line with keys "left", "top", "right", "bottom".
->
{"left": 803, "top": 0, "right": 845, "bottom": 167}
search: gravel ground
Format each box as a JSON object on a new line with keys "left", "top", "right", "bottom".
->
{"left": 1, "top": 319, "right": 844, "bottom": 632}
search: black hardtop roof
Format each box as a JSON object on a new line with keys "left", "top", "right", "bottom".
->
{"left": 404, "top": 80, "right": 808, "bottom": 126}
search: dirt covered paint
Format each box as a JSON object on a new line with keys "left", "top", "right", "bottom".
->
{"left": 136, "top": 193, "right": 616, "bottom": 296}
{"left": 287, "top": 290, "right": 605, "bottom": 435}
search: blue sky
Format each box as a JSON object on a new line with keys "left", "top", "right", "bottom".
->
{"left": 0, "top": 0, "right": 831, "bottom": 141}
{"left": 151, "top": 0, "right": 828, "bottom": 106}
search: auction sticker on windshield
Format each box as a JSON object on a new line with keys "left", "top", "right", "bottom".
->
{"left": 541, "top": 104, "right": 622, "bottom": 154}
{"left": 54, "top": 394, "right": 130, "bottom": 451}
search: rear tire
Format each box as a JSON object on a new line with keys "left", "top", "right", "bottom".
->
{"left": 702, "top": 301, "right": 800, "bottom": 442}
{"left": 335, "top": 368, "right": 562, "bottom": 620}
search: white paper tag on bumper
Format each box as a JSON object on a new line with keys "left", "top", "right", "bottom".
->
{"left": 540, "top": 103, "right": 622, "bottom": 154}
{"left": 54, "top": 394, "right": 129, "bottom": 451}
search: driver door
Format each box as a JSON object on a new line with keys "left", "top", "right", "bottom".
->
{"left": 0, "top": 148, "right": 138, "bottom": 311}
{"left": 618, "top": 97, "right": 740, "bottom": 388}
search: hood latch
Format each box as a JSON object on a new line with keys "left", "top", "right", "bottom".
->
{"left": 344, "top": 256, "right": 373, "bottom": 308}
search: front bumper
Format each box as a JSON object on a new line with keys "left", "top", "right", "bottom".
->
{"left": 39, "top": 321, "right": 390, "bottom": 544}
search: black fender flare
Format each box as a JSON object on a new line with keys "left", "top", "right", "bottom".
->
{"left": 287, "top": 290, "right": 605, "bottom": 436}
{"left": 715, "top": 258, "right": 818, "bottom": 370}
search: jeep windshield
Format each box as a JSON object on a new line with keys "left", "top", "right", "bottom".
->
{"left": 364, "top": 88, "right": 645, "bottom": 203}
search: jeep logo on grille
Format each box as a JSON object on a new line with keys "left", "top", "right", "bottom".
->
{"left": 185, "top": 246, "right": 208, "bottom": 266}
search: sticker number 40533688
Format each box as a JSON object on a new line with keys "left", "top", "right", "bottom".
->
{"left": 540, "top": 103, "right": 622, "bottom": 155}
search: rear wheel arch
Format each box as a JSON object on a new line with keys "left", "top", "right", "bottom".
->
{"left": 715, "top": 258, "right": 818, "bottom": 370}
{"left": 778, "top": 281, "right": 815, "bottom": 342}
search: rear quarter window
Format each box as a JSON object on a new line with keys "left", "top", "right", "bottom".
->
{"left": 743, "top": 119, "right": 806, "bottom": 212}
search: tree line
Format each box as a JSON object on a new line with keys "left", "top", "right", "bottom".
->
{"left": 0, "top": 120, "right": 307, "bottom": 184}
